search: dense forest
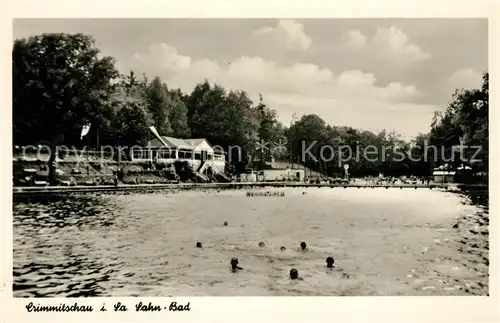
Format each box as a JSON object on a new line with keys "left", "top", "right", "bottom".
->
{"left": 13, "top": 33, "right": 489, "bottom": 178}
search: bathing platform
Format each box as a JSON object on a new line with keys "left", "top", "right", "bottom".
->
{"left": 12, "top": 182, "right": 487, "bottom": 196}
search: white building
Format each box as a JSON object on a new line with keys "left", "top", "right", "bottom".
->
{"left": 432, "top": 170, "right": 456, "bottom": 183}
{"left": 130, "top": 136, "right": 226, "bottom": 173}
{"left": 258, "top": 169, "right": 305, "bottom": 181}
{"left": 432, "top": 164, "right": 456, "bottom": 183}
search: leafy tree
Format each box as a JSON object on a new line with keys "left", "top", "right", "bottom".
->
{"left": 144, "top": 76, "right": 172, "bottom": 135}
{"left": 116, "top": 73, "right": 191, "bottom": 140}
{"left": 429, "top": 71, "right": 488, "bottom": 171}
{"left": 109, "top": 87, "right": 149, "bottom": 147}
{"left": 13, "top": 33, "right": 118, "bottom": 183}
{"left": 187, "top": 81, "right": 226, "bottom": 140}
{"left": 186, "top": 81, "right": 259, "bottom": 169}
{"left": 167, "top": 90, "right": 191, "bottom": 138}
{"left": 409, "top": 133, "right": 433, "bottom": 176}
{"left": 222, "top": 89, "right": 260, "bottom": 168}
{"left": 13, "top": 32, "right": 488, "bottom": 181}
{"left": 288, "top": 114, "right": 329, "bottom": 173}
{"left": 185, "top": 80, "right": 213, "bottom": 128}
{"left": 254, "top": 93, "right": 281, "bottom": 168}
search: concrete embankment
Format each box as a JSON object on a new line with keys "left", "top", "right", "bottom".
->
{"left": 12, "top": 182, "right": 487, "bottom": 196}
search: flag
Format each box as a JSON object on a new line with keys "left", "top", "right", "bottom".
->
{"left": 80, "top": 123, "right": 91, "bottom": 140}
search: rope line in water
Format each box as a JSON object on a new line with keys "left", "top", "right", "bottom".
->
{"left": 246, "top": 191, "right": 285, "bottom": 197}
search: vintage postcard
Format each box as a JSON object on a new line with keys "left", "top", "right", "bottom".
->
{"left": 1, "top": 1, "right": 499, "bottom": 322}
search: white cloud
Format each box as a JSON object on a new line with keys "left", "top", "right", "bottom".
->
{"left": 345, "top": 30, "right": 367, "bottom": 50}
{"left": 252, "top": 19, "right": 312, "bottom": 52}
{"left": 123, "top": 42, "right": 435, "bottom": 138}
{"left": 265, "top": 93, "right": 438, "bottom": 139}
{"left": 345, "top": 26, "right": 431, "bottom": 64}
{"left": 448, "top": 68, "right": 483, "bottom": 90}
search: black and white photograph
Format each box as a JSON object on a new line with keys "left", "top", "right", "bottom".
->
{"left": 9, "top": 16, "right": 491, "bottom": 302}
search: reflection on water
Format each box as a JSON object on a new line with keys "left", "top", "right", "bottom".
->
{"left": 13, "top": 188, "right": 489, "bottom": 297}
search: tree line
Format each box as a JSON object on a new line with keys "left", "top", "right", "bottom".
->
{"left": 12, "top": 33, "right": 488, "bottom": 179}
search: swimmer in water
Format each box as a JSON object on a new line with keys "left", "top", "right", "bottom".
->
{"left": 325, "top": 257, "right": 347, "bottom": 276}
{"left": 230, "top": 258, "right": 243, "bottom": 272}
{"left": 326, "top": 256, "right": 334, "bottom": 268}
{"left": 258, "top": 241, "right": 265, "bottom": 247}
{"left": 289, "top": 268, "right": 303, "bottom": 280}
{"left": 280, "top": 246, "right": 286, "bottom": 251}
{"left": 300, "top": 241, "right": 308, "bottom": 251}
{"left": 224, "top": 221, "right": 228, "bottom": 226}
{"left": 196, "top": 242, "right": 202, "bottom": 248}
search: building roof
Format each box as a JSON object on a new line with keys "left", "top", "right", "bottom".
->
{"left": 147, "top": 136, "right": 209, "bottom": 149}
{"left": 164, "top": 136, "right": 193, "bottom": 149}
{"left": 184, "top": 138, "right": 206, "bottom": 147}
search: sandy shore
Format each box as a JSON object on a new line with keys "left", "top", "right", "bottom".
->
{"left": 452, "top": 204, "right": 489, "bottom": 295}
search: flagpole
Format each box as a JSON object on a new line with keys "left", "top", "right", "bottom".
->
{"left": 87, "top": 127, "right": 90, "bottom": 175}
{"left": 80, "top": 123, "right": 92, "bottom": 175}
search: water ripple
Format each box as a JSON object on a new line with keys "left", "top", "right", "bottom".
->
{"left": 13, "top": 188, "right": 488, "bottom": 296}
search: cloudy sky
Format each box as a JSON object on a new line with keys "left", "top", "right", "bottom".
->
{"left": 13, "top": 18, "right": 488, "bottom": 138}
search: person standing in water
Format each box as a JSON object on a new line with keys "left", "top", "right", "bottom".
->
{"left": 289, "top": 268, "right": 303, "bottom": 280}
{"left": 230, "top": 258, "right": 243, "bottom": 272}
{"left": 325, "top": 256, "right": 349, "bottom": 277}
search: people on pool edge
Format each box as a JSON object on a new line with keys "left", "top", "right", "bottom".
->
{"left": 230, "top": 258, "right": 243, "bottom": 272}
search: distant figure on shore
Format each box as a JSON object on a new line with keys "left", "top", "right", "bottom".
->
{"left": 259, "top": 241, "right": 265, "bottom": 247}
{"left": 196, "top": 242, "right": 202, "bottom": 248}
{"left": 224, "top": 221, "right": 228, "bottom": 226}
{"left": 326, "top": 256, "right": 335, "bottom": 268}
{"left": 289, "top": 268, "right": 303, "bottom": 280}
{"left": 300, "top": 242, "right": 308, "bottom": 251}
{"left": 230, "top": 258, "right": 243, "bottom": 272}
{"left": 280, "top": 246, "right": 286, "bottom": 251}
